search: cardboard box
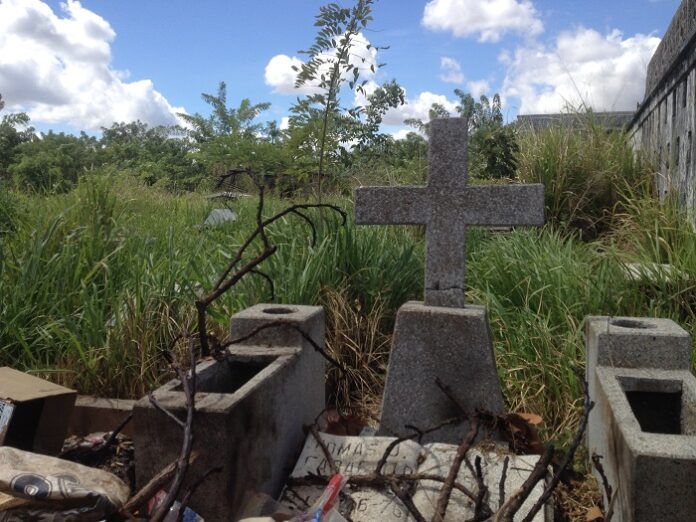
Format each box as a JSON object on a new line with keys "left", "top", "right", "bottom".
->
{"left": 0, "top": 367, "right": 77, "bottom": 455}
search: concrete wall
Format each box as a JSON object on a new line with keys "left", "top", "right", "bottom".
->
{"left": 629, "top": 0, "right": 696, "bottom": 213}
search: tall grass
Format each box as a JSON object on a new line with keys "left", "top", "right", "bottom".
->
{"left": 468, "top": 228, "right": 635, "bottom": 440}
{"left": 2, "top": 122, "right": 695, "bottom": 446}
{"left": 516, "top": 117, "right": 651, "bottom": 238}
{"left": 0, "top": 177, "right": 424, "bottom": 399}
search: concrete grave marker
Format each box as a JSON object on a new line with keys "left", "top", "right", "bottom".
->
{"left": 204, "top": 208, "right": 237, "bottom": 226}
{"left": 356, "top": 117, "right": 544, "bottom": 308}
{"left": 355, "top": 118, "right": 544, "bottom": 442}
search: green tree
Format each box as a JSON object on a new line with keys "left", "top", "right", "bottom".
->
{"left": 289, "top": 0, "right": 404, "bottom": 195}
{"left": 455, "top": 91, "right": 518, "bottom": 179}
{"left": 404, "top": 103, "right": 451, "bottom": 136}
{"left": 177, "top": 82, "right": 281, "bottom": 188}
{"left": 9, "top": 131, "right": 98, "bottom": 192}
{"left": 178, "top": 82, "right": 271, "bottom": 143}
{"left": 99, "top": 121, "right": 202, "bottom": 189}
{"left": 0, "top": 94, "right": 34, "bottom": 179}
{"left": 405, "top": 92, "right": 519, "bottom": 180}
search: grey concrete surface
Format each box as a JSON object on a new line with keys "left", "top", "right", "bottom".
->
{"left": 588, "top": 367, "right": 696, "bottom": 521}
{"left": 378, "top": 301, "right": 505, "bottom": 443}
{"left": 355, "top": 117, "right": 544, "bottom": 308}
{"left": 133, "top": 304, "right": 325, "bottom": 521}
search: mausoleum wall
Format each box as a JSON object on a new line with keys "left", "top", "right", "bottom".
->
{"left": 629, "top": 0, "right": 696, "bottom": 216}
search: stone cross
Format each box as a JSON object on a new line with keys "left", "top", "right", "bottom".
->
{"left": 355, "top": 118, "right": 544, "bottom": 308}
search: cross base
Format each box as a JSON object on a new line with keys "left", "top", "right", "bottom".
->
{"left": 378, "top": 301, "right": 505, "bottom": 443}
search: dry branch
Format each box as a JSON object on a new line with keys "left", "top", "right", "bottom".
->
{"left": 195, "top": 180, "right": 345, "bottom": 357}
{"left": 433, "top": 415, "right": 480, "bottom": 522}
{"left": 148, "top": 339, "right": 197, "bottom": 522}
{"left": 591, "top": 453, "right": 614, "bottom": 521}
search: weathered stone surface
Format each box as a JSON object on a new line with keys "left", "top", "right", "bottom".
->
{"left": 204, "top": 208, "right": 237, "bottom": 226}
{"left": 586, "top": 315, "right": 696, "bottom": 521}
{"left": 355, "top": 117, "right": 543, "bottom": 308}
{"left": 282, "top": 432, "right": 550, "bottom": 521}
{"left": 585, "top": 315, "right": 692, "bottom": 374}
{"left": 68, "top": 396, "right": 136, "bottom": 437}
{"left": 588, "top": 366, "right": 696, "bottom": 522}
{"left": 629, "top": 0, "right": 696, "bottom": 219}
{"left": 415, "top": 443, "right": 549, "bottom": 522}
{"left": 378, "top": 302, "right": 505, "bottom": 443}
{"left": 134, "top": 304, "right": 325, "bottom": 522}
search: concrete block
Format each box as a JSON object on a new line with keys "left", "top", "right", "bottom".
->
{"left": 378, "top": 301, "right": 504, "bottom": 443}
{"left": 134, "top": 304, "right": 325, "bottom": 522}
{"left": 586, "top": 315, "right": 691, "bottom": 375}
{"left": 68, "top": 396, "right": 136, "bottom": 437}
{"left": 588, "top": 366, "right": 696, "bottom": 521}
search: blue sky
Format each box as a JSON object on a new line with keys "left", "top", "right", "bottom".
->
{"left": 0, "top": 0, "right": 681, "bottom": 136}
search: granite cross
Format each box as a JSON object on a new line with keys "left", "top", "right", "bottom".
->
{"left": 355, "top": 117, "right": 544, "bottom": 308}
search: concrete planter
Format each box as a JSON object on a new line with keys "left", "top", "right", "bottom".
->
{"left": 134, "top": 304, "right": 325, "bottom": 521}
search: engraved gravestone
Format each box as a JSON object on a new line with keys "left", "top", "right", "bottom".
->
{"left": 355, "top": 117, "right": 544, "bottom": 442}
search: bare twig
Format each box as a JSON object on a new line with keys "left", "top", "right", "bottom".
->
{"left": 197, "top": 246, "right": 278, "bottom": 357}
{"left": 389, "top": 480, "right": 428, "bottom": 522}
{"left": 289, "top": 473, "right": 476, "bottom": 502}
{"left": 499, "top": 456, "right": 510, "bottom": 510}
{"left": 433, "top": 415, "right": 480, "bottom": 522}
{"left": 592, "top": 453, "right": 614, "bottom": 521}
{"left": 519, "top": 370, "right": 594, "bottom": 522}
{"left": 494, "top": 445, "right": 555, "bottom": 522}
{"left": 148, "top": 393, "right": 185, "bottom": 429}
{"left": 249, "top": 268, "right": 275, "bottom": 299}
{"left": 149, "top": 339, "right": 197, "bottom": 522}
{"left": 375, "top": 415, "right": 466, "bottom": 476}
{"left": 471, "top": 456, "right": 490, "bottom": 521}
{"left": 178, "top": 466, "right": 224, "bottom": 518}
{"left": 121, "top": 453, "right": 199, "bottom": 516}
{"left": 225, "top": 320, "right": 349, "bottom": 374}
{"left": 100, "top": 413, "right": 133, "bottom": 451}
{"left": 197, "top": 172, "right": 347, "bottom": 358}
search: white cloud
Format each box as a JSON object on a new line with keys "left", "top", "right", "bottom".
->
{"left": 391, "top": 128, "right": 415, "bottom": 140}
{"left": 423, "top": 0, "right": 543, "bottom": 43}
{"left": 0, "top": 0, "right": 184, "bottom": 130}
{"left": 264, "top": 55, "right": 313, "bottom": 95}
{"left": 467, "top": 79, "right": 491, "bottom": 98}
{"left": 440, "top": 57, "right": 464, "bottom": 84}
{"left": 382, "top": 90, "right": 458, "bottom": 127}
{"left": 264, "top": 32, "right": 378, "bottom": 95}
{"left": 502, "top": 27, "right": 660, "bottom": 114}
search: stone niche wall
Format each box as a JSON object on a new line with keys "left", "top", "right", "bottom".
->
{"left": 629, "top": 0, "right": 696, "bottom": 216}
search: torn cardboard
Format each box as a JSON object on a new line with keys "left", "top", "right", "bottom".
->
{"left": 0, "top": 367, "right": 76, "bottom": 455}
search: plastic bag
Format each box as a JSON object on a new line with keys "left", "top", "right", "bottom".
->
{"left": 0, "top": 446, "right": 129, "bottom": 521}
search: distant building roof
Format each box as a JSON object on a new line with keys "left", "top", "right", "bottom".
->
{"left": 516, "top": 111, "right": 635, "bottom": 131}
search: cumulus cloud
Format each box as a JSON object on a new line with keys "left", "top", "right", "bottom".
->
{"left": 467, "top": 79, "right": 491, "bottom": 98}
{"left": 264, "top": 32, "right": 378, "bottom": 95}
{"left": 502, "top": 27, "right": 661, "bottom": 114}
{"left": 440, "top": 57, "right": 464, "bottom": 84}
{"left": 0, "top": 0, "right": 184, "bottom": 130}
{"left": 422, "top": 0, "right": 543, "bottom": 43}
{"left": 382, "top": 90, "right": 458, "bottom": 127}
